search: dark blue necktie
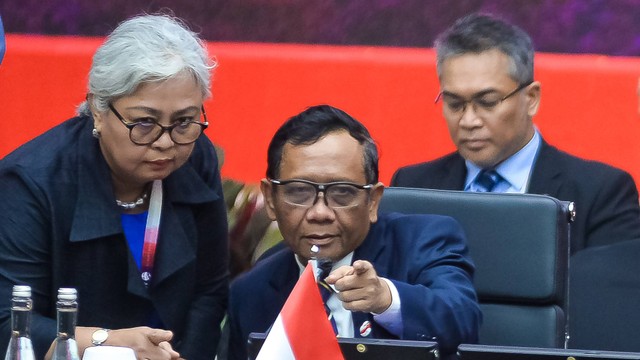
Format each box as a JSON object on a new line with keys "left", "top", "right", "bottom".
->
{"left": 474, "top": 170, "right": 502, "bottom": 192}
{"left": 317, "top": 260, "right": 338, "bottom": 335}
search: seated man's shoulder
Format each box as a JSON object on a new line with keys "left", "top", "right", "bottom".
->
{"left": 392, "top": 152, "right": 461, "bottom": 186}
{"left": 380, "top": 211, "right": 456, "bottom": 224}
{"left": 550, "top": 145, "right": 632, "bottom": 180}
{"left": 374, "top": 213, "right": 470, "bottom": 267}
{"left": 377, "top": 212, "right": 465, "bottom": 239}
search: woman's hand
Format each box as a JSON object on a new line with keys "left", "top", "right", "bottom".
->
{"left": 107, "top": 327, "right": 180, "bottom": 360}
{"left": 45, "top": 326, "right": 182, "bottom": 360}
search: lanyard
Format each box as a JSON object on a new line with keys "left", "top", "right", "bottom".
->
{"left": 141, "top": 180, "right": 162, "bottom": 287}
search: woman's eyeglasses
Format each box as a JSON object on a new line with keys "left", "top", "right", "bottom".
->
{"left": 108, "top": 103, "right": 208, "bottom": 145}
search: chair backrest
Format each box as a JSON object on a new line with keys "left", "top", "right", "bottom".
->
{"left": 378, "top": 187, "right": 572, "bottom": 348}
{"left": 568, "top": 239, "right": 640, "bottom": 352}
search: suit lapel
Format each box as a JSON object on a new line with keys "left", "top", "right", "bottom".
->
{"left": 71, "top": 125, "right": 124, "bottom": 242}
{"left": 127, "top": 201, "right": 196, "bottom": 303}
{"left": 152, "top": 201, "right": 195, "bottom": 286}
{"left": 442, "top": 153, "right": 467, "bottom": 190}
{"left": 127, "top": 252, "right": 149, "bottom": 298}
{"left": 268, "top": 251, "right": 299, "bottom": 312}
{"left": 353, "top": 221, "right": 388, "bottom": 274}
{"left": 352, "top": 312, "right": 374, "bottom": 338}
{"left": 527, "top": 140, "right": 564, "bottom": 196}
{"left": 148, "top": 165, "right": 219, "bottom": 288}
{"left": 350, "top": 220, "right": 394, "bottom": 338}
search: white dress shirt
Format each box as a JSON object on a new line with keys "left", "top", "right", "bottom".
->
{"left": 295, "top": 252, "right": 403, "bottom": 337}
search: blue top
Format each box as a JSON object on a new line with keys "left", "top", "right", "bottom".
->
{"left": 121, "top": 211, "right": 148, "bottom": 269}
{"left": 121, "top": 211, "right": 165, "bottom": 328}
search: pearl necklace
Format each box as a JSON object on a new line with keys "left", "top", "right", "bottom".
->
{"left": 115, "top": 191, "right": 149, "bottom": 210}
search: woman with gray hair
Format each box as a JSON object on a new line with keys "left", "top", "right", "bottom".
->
{"left": 0, "top": 14, "right": 228, "bottom": 360}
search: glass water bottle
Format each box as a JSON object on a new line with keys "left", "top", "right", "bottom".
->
{"left": 51, "top": 288, "right": 80, "bottom": 360}
{"left": 4, "top": 285, "right": 36, "bottom": 360}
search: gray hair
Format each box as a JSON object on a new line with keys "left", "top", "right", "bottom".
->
{"left": 78, "top": 14, "right": 215, "bottom": 116}
{"left": 435, "top": 13, "right": 534, "bottom": 84}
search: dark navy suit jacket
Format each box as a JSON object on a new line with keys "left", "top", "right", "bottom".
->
{"left": 228, "top": 212, "right": 481, "bottom": 359}
{"left": 391, "top": 140, "right": 640, "bottom": 253}
{"left": 0, "top": 116, "right": 229, "bottom": 359}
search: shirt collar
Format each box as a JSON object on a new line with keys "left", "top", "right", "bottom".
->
{"left": 465, "top": 128, "right": 541, "bottom": 193}
{"left": 295, "top": 252, "right": 355, "bottom": 276}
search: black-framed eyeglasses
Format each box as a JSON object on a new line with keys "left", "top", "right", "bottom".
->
{"left": 108, "top": 103, "right": 208, "bottom": 145}
{"left": 269, "top": 179, "right": 373, "bottom": 209}
{"left": 435, "top": 80, "right": 533, "bottom": 117}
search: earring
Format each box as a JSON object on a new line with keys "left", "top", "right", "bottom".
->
{"left": 92, "top": 128, "right": 101, "bottom": 139}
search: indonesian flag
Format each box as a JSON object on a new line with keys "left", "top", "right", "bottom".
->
{"left": 257, "top": 262, "right": 345, "bottom": 360}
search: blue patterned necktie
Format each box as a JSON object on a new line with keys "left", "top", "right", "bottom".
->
{"left": 474, "top": 170, "right": 503, "bottom": 192}
{"left": 317, "top": 260, "right": 339, "bottom": 335}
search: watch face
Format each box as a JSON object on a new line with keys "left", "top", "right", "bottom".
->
{"left": 92, "top": 329, "right": 109, "bottom": 344}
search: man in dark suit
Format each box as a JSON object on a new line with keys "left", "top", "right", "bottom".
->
{"left": 228, "top": 105, "right": 481, "bottom": 359}
{"left": 391, "top": 14, "right": 640, "bottom": 253}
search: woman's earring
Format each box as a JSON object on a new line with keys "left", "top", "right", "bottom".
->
{"left": 92, "top": 128, "right": 101, "bottom": 139}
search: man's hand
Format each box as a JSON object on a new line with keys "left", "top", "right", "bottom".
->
{"left": 324, "top": 260, "right": 392, "bottom": 314}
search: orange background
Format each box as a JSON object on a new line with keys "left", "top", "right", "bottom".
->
{"left": 1, "top": 34, "right": 639, "bottom": 186}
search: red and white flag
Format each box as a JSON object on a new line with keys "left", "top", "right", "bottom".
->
{"left": 257, "top": 263, "right": 344, "bottom": 360}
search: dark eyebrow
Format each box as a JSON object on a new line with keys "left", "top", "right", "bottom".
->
{"left": 441, "top": 88, "right": 501, "bottom": 99}
{"left": 123, "top": 106, "right": 161, "bottom": 117}
{"left": 172, "top": 106, "right": 201, "bottom": 117}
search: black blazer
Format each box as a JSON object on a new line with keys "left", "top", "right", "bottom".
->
{"left": 391, "top": 140, "right": 640, "bottom": 253}
{"left": 0, "top": 116, "right": 229, "bottom": 359}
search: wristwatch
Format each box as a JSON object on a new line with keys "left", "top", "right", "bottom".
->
{"left": 91, "top": 328, "right": 110, "bottom": 346}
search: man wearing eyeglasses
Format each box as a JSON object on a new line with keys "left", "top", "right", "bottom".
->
{"left": 227, "top": 105, "right": 481, "bottom": 360}
{"left": 391, "top": 13, "right": 640, "bottom": 253}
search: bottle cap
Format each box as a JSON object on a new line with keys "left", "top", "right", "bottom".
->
{"left": 12, "top": 285, "right": 31, "bottom": 298}
{"left": 58, "top": 288, "right": 77, "bottom": 301}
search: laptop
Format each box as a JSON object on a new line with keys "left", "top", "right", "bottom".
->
{"left": 247, "top": 332, "right": 438, "bottom": 360}
{"left": 457, "top": 344, "right": 640, "bottom": 360}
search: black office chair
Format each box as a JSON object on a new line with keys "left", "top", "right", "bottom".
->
{"left": 568, "top": 238, "right": 640, "bottom": 352}
{"left": 378, "top": 187, "right": 574, "bottom": 348}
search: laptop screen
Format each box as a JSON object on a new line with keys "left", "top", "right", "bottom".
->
{"left": 248, "top": 332, "right": 438, "bottom": 360}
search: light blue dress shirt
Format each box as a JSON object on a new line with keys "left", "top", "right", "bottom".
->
{"left": 464, "top": 128, "right": 542, "bottom": 193}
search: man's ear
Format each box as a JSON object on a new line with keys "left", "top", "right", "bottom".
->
{"left": 526, "top": 81, "right": 541, "bottom": 117}
{"left": 260, "top": 179, "right": 277, "bottom": 221}
{"left": 367, "top": 182, "right": 385, "bottom": 223}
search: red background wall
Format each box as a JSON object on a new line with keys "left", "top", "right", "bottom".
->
{"left": 1, "top": 34, "right": 639, "bottom": 186}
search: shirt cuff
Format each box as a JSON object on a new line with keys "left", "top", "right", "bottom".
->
{"left": 371, "top": 277, "right": 403, "bottom": 337}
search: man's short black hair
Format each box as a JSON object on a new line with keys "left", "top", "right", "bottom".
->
{"left": 266, "top": 104, "right": 379, "bottom": 183}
